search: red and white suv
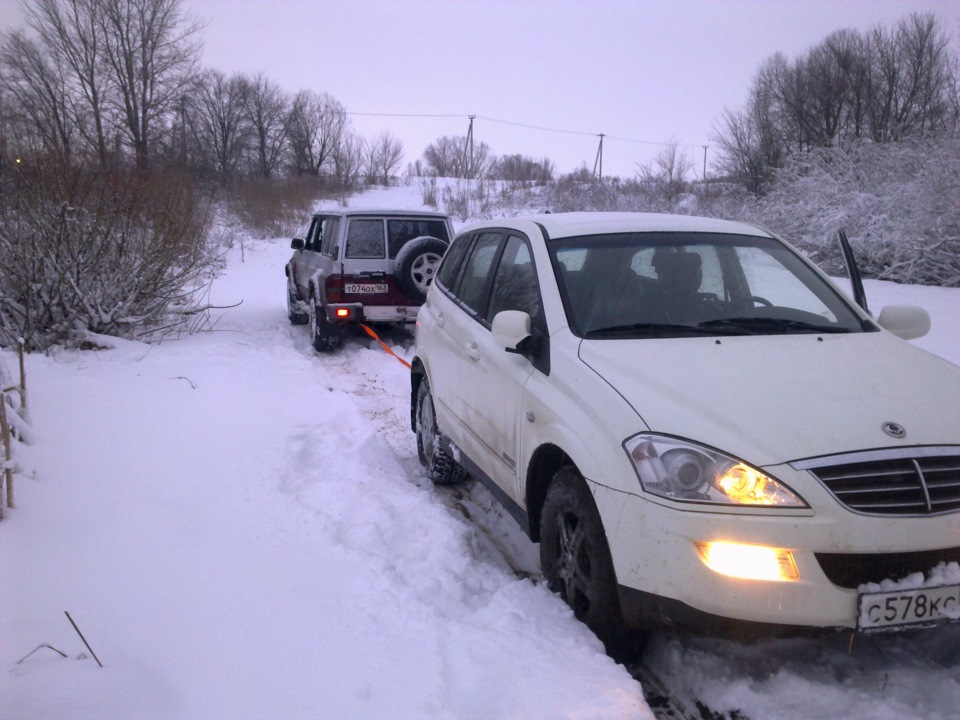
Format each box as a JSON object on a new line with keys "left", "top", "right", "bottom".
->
{"left": 285, "top": 209, "right": 454, "bottom": 351}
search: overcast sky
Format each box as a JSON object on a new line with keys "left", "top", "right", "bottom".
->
{"left": 2, "top": 0, "right": 959, "bottom": 178}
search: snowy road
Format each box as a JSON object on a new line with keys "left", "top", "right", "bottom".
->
{"left": 2, "top": 215, "right": 959, "bottom": 719}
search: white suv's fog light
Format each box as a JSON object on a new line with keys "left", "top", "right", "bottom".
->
{"left": 696, "top": 541, "right": 799, "bottom": 582}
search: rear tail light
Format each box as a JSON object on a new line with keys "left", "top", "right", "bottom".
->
{"left": 325, "top": 275, "right": 343, "bottom": 303}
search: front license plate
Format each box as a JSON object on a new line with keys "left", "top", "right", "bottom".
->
{"left": 858, "top": 584, "right": 960, "bottom": 632}
{"left": 344, "top": 283, "right": 388, "bottom": 295}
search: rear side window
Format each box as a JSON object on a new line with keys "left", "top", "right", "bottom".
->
{"left": 345, "top": 219, "right": 385, "bottom": 259}
{"left": 319, "top": 217, "right": 340, "bottom": 256}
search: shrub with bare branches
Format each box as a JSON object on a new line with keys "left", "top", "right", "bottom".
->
{"left": 0, "top": 159, "right": 215, "bottom": 350}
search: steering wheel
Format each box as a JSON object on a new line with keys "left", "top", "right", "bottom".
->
{"left": 747, "top": 295, "right": 773, "bottom": 307}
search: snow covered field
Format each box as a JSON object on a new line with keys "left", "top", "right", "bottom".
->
{"left": 2, "top": 186, "right": 959, "bottom": 719}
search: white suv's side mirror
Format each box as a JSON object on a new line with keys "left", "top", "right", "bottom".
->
{"left": 877, "top": 304, "right": 931, "bottom": 340}
{"left": 492, "top": 310, "right": 532, "bottom": 352}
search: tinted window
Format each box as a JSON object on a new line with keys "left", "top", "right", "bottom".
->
{"left": 488, "top": 235, "right": 540, "bottom": 320}
{"left": 452, "top": 232, "right": 502, "bottom": 314}
{"left": 345, "top": 219, "right": 385, "bottom": 259}
{"left": 437, "top": 234, "right": 473, "bottom": 290}
{"left": 550, "top": 232, "right": 865, "bottom": 338}
{"left": 305, "top": 218, "right": 322, "bottom": 251}
{"left": 387, "top": 219, "right": 450, "bottom": 259}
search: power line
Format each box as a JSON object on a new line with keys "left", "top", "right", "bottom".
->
{"left": 345, "top": 109, "right": 709, "bottom": 177}
{"left": 347, "top": 111, "right": 465, "bottom": 119}
{"left": 346, "top": 110, "right": 703, "bottom": 148}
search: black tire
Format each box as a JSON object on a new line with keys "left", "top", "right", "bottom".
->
{"left": 395, "top": 236, "right": 447, "bottom": 303}
{"left": 288, "top": 285, "right": 309, "bottom": 325}
{"left": 415, "top": 377, "right": 467, "bottom": 485}
{"left": 308, "top": 295, "right": 341, "bottom": 352}
{"left": 540, "top": 467, "right": 625, "bottom": 652}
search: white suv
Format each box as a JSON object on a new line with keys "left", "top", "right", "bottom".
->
{"left": 286, "top": 209, "right": 453, "bottom": 351}
{"left": 411, "top": 212, "right": 960, "bottom": 648}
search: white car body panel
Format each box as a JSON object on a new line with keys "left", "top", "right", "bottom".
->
{"left": 413, "top": 212, "right": 960, "bottom": 634}
{"left": 578, "top": 330, "right": 960, "bottom": 468}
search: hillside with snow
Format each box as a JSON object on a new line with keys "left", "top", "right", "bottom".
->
{"left": 1, "top": 184, "right": 959, "bottom": 720}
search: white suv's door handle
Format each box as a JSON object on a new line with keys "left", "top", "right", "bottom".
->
{"left": 436, "top": 311, "right": 445, "bottom": 328}
{"left": 466, "top": 341, "right": 481, "bottom": 362}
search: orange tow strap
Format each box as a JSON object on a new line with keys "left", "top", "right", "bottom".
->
{"left": 360, "top": 324, "right": 412, "bottom": 369}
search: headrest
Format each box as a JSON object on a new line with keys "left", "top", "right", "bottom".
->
{"left": 652, "top": 251, "right": 702, "bottom": 292}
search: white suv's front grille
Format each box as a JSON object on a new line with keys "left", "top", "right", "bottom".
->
{"left": 793, "top": 448, "right": 960, "bottom": 516}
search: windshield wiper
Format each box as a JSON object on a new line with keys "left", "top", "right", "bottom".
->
{"left": 699, "top": 317, "right": 852, "bottom": 335}
{"left": 584, "top": 322, "right": 752, "bottom": 338}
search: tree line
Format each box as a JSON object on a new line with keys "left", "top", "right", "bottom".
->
{"left": 711, "top": 12, "right": 959, "bottom": 194}
{"left": 0, "top": 0, "right": 559, "bottom": 187}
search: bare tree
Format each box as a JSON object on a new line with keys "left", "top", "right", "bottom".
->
{"left": 423, "top": 135, "right": 461, "bottom": 176}
{"left": 423, "top": 134, "right": 493, "bottom": 178}
{"left": 332, "top": 131, "right": 364, "bottom": 189}
{"left": 243, "top": 72, "right": 287, "bottom": 178}
{"left": 638, "top": 141, "right": 692, "bottom": 205}
{"left": 191, "top": 69, "right": 250, "bottom": 179}
{"left": 491, "top": 154, "right": 555, "bottom": 184}
{"left": 363, "top": 131, "right": 403, "bottom": 185}
{"left": 0, "top": 30, "right": 75, "bottom": 161}
{"left": 25, "top": 0, "right": 112, "bottom": 165}
{"left": 97, "top": 0, "right": 203, "bottom": 169}
{"left": 866, "top": 13, "right": 956, "bottom": 140}
{"left": 712, "top": 12, "right": 958, "bottom": 194}
{"left": 285, "top": 89, "right": 347, "bottom": 177}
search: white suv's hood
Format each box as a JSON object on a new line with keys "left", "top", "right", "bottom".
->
{"left": 578, "top": 331, "right": 960, "bottom": 467}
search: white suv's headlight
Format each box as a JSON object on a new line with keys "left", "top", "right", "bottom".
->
{"left": 624, "top": 434, "right": 806, "bottom": 507}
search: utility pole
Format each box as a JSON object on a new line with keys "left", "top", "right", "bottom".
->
{"left": 702, "top": 145, "right": 708, "bottom": 182}
{"left": 593, "top": 133, "right": 605, "bottom": 181}
{"left": 464, "top": 115, "right": 475, "bottom": 178}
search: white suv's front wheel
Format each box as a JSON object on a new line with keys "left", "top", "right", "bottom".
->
{"left": 540, "top": 467, "right": 626, "bottom": 651}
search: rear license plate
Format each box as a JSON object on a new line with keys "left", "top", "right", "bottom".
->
{"left": 858, "top": 584, "right": 960, "bottom": 632}
{"left": 344, "top": 283, "right": 388, "bottom": 295}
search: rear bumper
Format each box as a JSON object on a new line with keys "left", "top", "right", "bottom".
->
{"left": 325, "top": 303, "right": 419, "bottom": 324}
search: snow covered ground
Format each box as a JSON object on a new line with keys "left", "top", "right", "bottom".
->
{"left": 1, "top": 185, "right": 958, "bottom": 719}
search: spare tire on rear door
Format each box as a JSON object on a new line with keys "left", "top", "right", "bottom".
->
{"left": 394, "top": 236, "right": 447, "bottom": 303}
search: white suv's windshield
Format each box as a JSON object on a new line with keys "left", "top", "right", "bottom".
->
{"left": 550, "top": 233, "right": 869, "bottom": 338}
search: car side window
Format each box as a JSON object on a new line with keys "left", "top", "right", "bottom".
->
{"left": 319, "top": 217, "right": 340, "bottom": 256}
{"left": 487, "top": 234, "right": 540, "bottom": 321}
{"left": 345, "top": 219, "right": 385, "bottom": 259}
{"left": 451, "top": 232, "right": 502, "bottom": 314}
{"left": 305, "top": 218, "right": 322, "bottom": 251}
{"left": 436, "top": 234, "right": 473, "bottom": 290}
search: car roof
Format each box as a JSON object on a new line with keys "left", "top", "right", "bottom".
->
{"left": 314, "top": 209, "right": 450, "bottom": 220}
{"left": 459, "top": 212, "right": 772, "bottom": 240}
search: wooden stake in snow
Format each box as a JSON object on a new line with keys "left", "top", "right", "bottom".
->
{"left": 65, "top": 612, "right": 103, "bottom": 667}
{"left": 0, "top": 392, "right": 12, "bottom": 513}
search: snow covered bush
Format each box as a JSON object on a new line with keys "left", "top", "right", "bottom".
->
{"left": 748, "top": 132, "right": 960, "bottom": 286}
{"left": 0, "top": 161, "right": 215, "bottom": 350}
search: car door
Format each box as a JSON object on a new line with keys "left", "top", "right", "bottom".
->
{"left": 458, "top": 233, "right": 542, "bottom": 500}
{"left": 293, "top": 217, "right": 323, "bottom": 297}
{"left": 423, "top": 231, "right": 503, "bottom": 452}
{"left": 294, "top": 215, "right": 340, "bottom": 298}
{"left": 433, "top": 231, "right": 540, "bottom": 502}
